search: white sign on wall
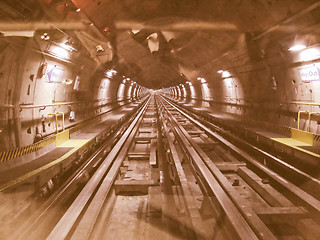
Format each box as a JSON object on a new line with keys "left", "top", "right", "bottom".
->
{"left": 298, "top": 65, "right": 320, "bottom": 82}
{"left": 47, "top": 67, "right": 64, "bottom": 83}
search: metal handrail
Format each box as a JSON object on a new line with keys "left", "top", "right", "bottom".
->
{"left": 297, "top": 111, "right": 308, "bottom": 130}
{"left": 48, "top": 112, "right": 65, "bottom": 133}
{"left": 308, "top": 112, "right": 320, "bottom": 132}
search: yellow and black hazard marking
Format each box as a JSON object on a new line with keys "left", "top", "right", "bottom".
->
{"left": 0, "top": 137, "right": 55, "bottom": 163}
{"left": 313, "top": 134, "right": 320, "bottom": 142}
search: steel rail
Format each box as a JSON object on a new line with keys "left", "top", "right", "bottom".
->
{"left": 157, "top": 98, "right": 205, "bottom": 240}
{"left": 46, "top": 96, "right": 151, "bottom": 240}
{"left": 13, "top": 116, "right": 132, "bottom": 240}
{"left": 69, "top": 98, "right": 151, "bottom": 240}
{"left": 157, "top": 96, "right": 261, "bottom": 240}
{"left": 166, "top": 96, "right": 320, "bottom": 191}
{"left": 160, "top": 95, "right": 320, "bottom": 216}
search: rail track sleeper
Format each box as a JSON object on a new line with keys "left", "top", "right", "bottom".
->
{"left": 163, "top": 97, "right": 320, "bottom": 216}
{"left": 215, "top": 162, "right": 247, "bottom": 172}
{"left": 237, "top": 167, "right": 294, "bottom": 207}
{"left": 46, "top": 98, "right": 151, "bottom": 240}
{"left": 254, "top": 206, "right": 309, "bottom": 224}
{"left": 161, "top": 101, "right": 263, "bottom": 240}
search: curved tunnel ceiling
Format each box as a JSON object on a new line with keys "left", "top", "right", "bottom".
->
{"left": 69, "top": 0, "right": 319, "bottom": 89}
{"left": 2, "top": 0, "right": 318, "bottom": 90}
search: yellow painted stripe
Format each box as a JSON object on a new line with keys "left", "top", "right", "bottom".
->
{"left": 26, "top": 146, "right": 31, "bottom": 154}
{"left": 13, "top": 149, "right": 19, "bottom": 159}
{"left": 0, "top": 136, "right": 58, "bottom": 164}
{"left": 10, "top": 150, "right": 15, "bottom": 160}
{"left": 6, "top": 151, "right": 11, "bottom": 161}
{"left": 17, "top": 148, "right": 23, "bottom": 157}
{"left": 4, "top": 151, "right": 10, "bottom": 162}
{"left": 0, "top": 139, "right": 91, "bottom": 191}
{"left": 22, "top": 147, "right": 27, "bottom": 155}
{"left": 5, "top": 151, "right": 10, "bottom": 161}
{"left": 24, "top": 147, "right": 29, "bottom": 155}
{"left": 8, "top": 150, "right": 14, "bottom": 161}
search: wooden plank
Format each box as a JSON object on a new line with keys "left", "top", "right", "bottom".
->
{"left": 138, "top": 128, "right": 154, "bottom": 133}
{"left": 238, "top": 167, "right": 294, "bottom": 207}
{"left": 161, "top": 100, "right": 276, "bottom": 240}
{"left": 149, "top": 139, "right": 157, "bottom": 166}
{"left": 197, "top": 142, "right": 219, "bottom": 150}
{"left": 134, "top": 136, "right": 156, "bottom": 141}
{"left": 114, "top": 180, "right": 155, "bottom": 195}
{"left": 215, "top": 162, "right": 246, "bottom": 172}
{"left": 128, "top": 153, "right": 150, "bottom": 160}
{"left": 255, "top": 206, "right": 308, "bottom": 224}
{"left": 163, "top": 109, "right": 262, "bottom": 240}
{"left": 188, "top": 130, "right": 203, "bottom": 137}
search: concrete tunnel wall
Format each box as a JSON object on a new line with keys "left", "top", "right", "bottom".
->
{"left": 2, "top": 1, "right": 320, "bottom": 151}
{"left": 0, "top": 35, "right": 146, "bottom": 151}
{"left": 163, "top": 29, "right": 320, "bottom": 136}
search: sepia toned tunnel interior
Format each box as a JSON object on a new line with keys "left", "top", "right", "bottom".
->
{"left": 1, "top": 1, "right": 320, "bottom": 240}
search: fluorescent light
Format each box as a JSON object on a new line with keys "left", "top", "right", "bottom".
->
{"left": 50, "top": 46, "right": 70, "bottom": 59}
{"left": 300, "top": 48, "right": 320, "bottom": 61}
{"left": 289, "top": 44, "right": 306, "bottom": 51}
{"left": 40, "top": 33, "right": 50, "bottom": 40}
{"left": 197, "top": 77, "right": 206, "bottom": 83}
{"left": 222, "top": 71, "right": 231, "bottom": 78}
{"left": 105, "top": 69, "right": 117, "bottom": 78}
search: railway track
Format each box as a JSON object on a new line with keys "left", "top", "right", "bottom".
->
{"left": 7, "top": 93, "right": 320, "bottom": 239}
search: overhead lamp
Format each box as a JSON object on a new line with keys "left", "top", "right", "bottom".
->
{"left": 76, "top": 8, "right": 81, "bottom": 12}
{"left": 50, "top": 45, "right": 70, "bottom": 59}
{"left": 96, "top": 45, "right": 104, "bottom": 53}
{"left": 217, "top": 70, "right": 224, "bottom": 74}
{"left": 197, "top": 77, "right": 206, "bottom": 83}
{"left": 41, "top": 33, "right": 50, "bottom": 40}
{"left": 222, "top": 71, "right": 231, "bottom": 78}
{"left": 105, "top": 69, "right": 117, "bottom": 78}
{"left": 289, "top": 44, "right": 306, "bottom": 52}
{"left": 300, "top": 48, "right": 320, "bottom": 61}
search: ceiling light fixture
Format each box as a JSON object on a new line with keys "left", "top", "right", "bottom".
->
{"left": 300, "top": 48, "right": 320, "bottom": 61}
{"left": 105, "top": 69, "right": 117, "bottom": 78}
{"left": 289, "top": 44, "right": 306, "bottom": 52}
{"left": 197, "top": 77, "right": 206, "bottom": 83}
{"left": 40, "top": 33, "right": 50, "bottom": 40}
